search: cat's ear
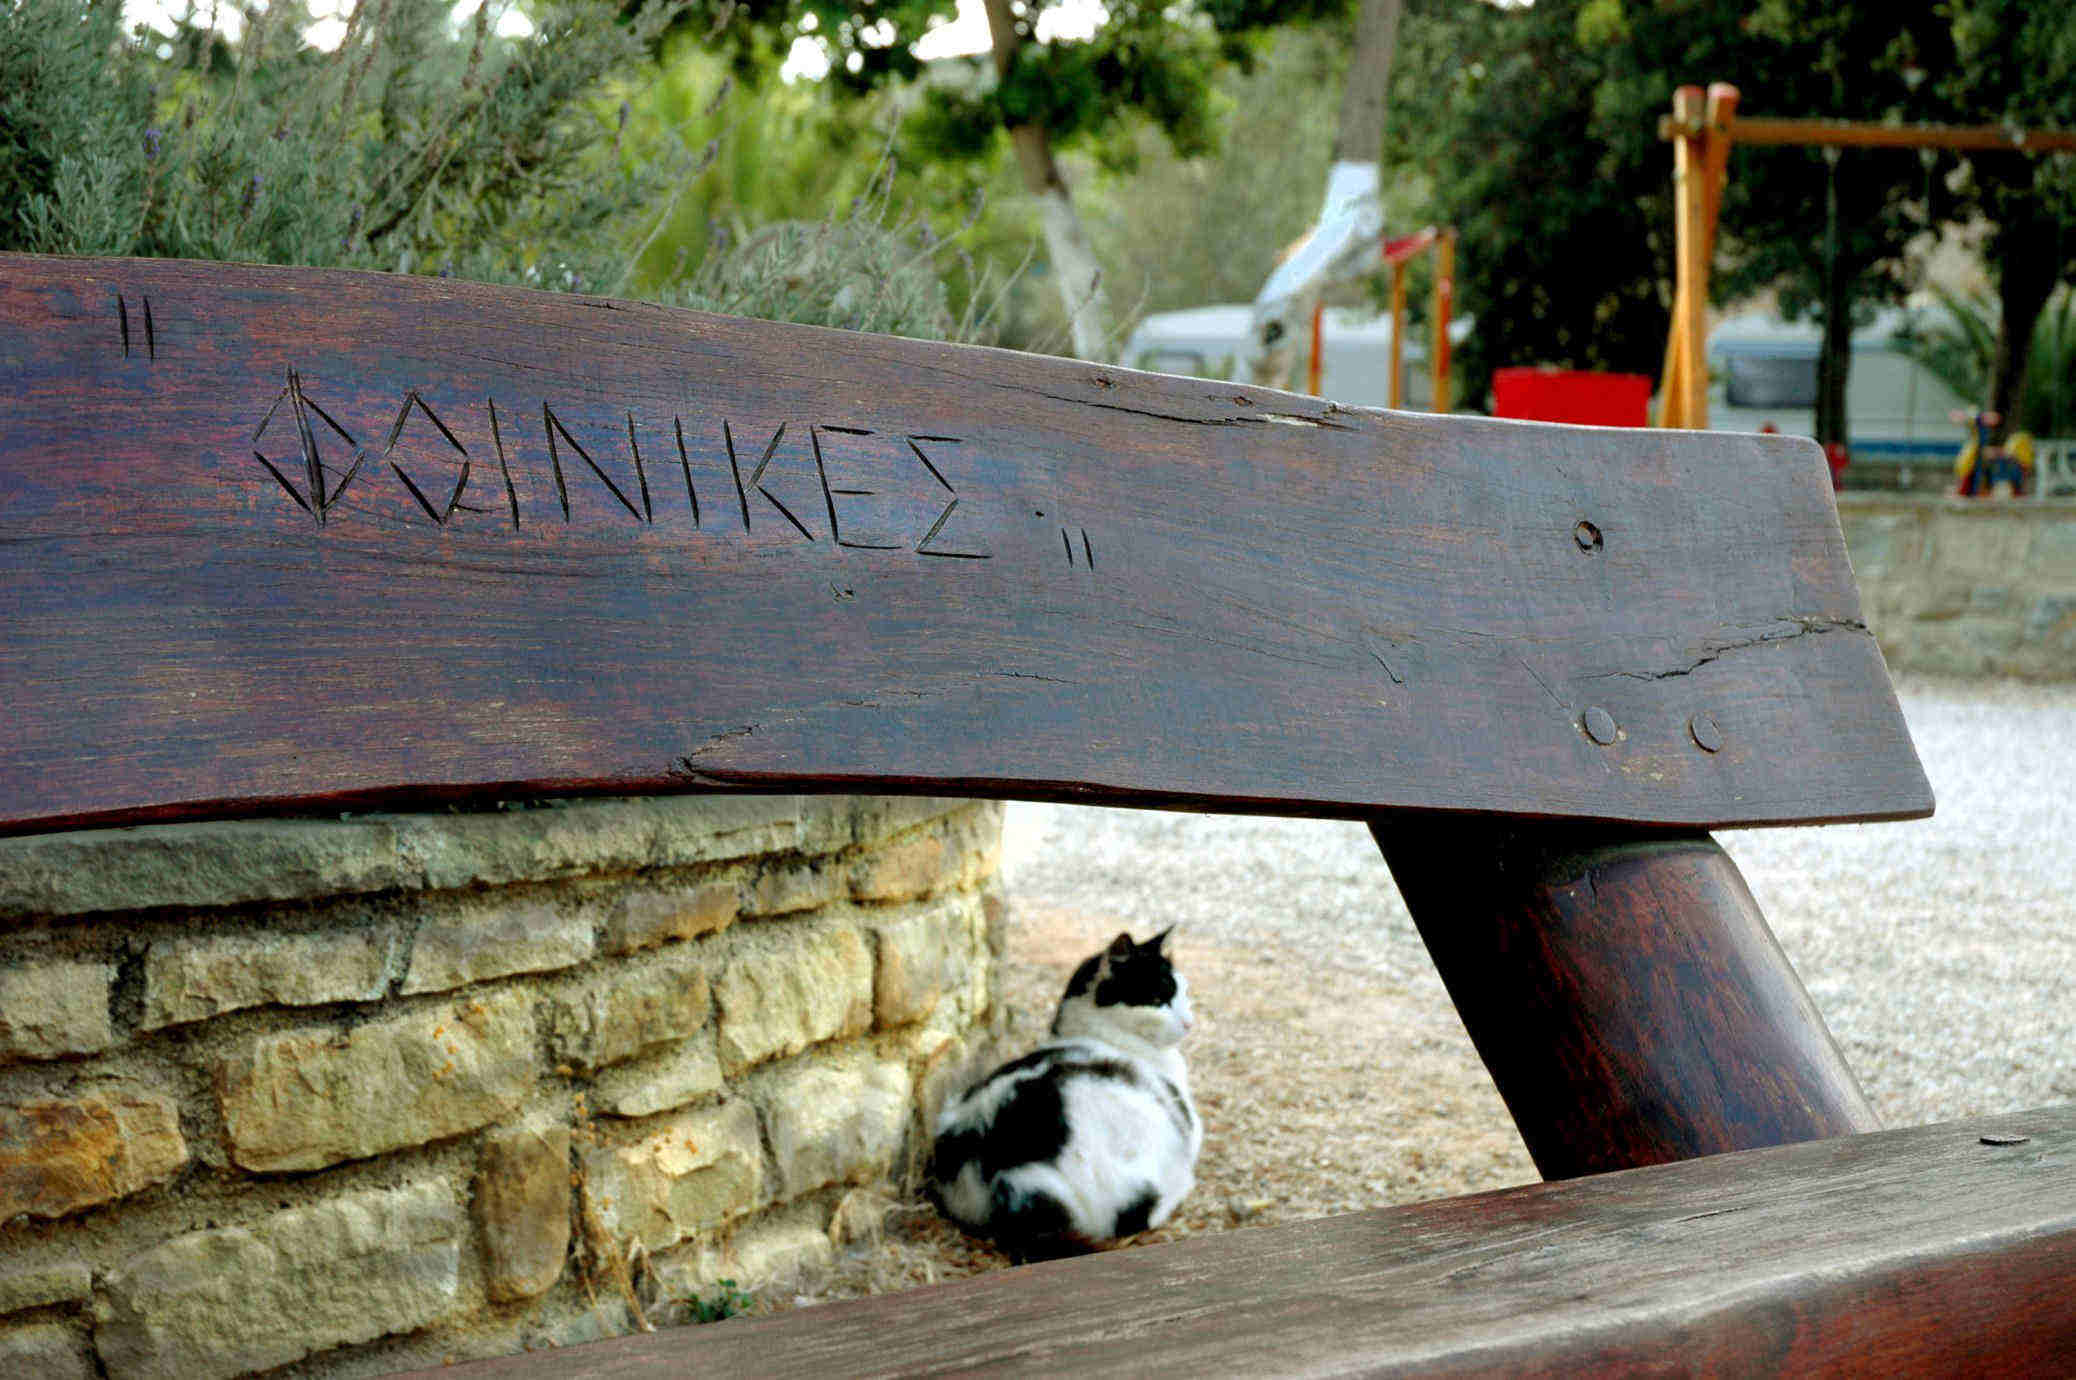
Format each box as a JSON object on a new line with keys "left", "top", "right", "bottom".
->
{"left": 1105, "top": 932, "right": 1135, "bottom": 960}
{"left": 1148, "top": 925, "right": 1177, "bottom": 955}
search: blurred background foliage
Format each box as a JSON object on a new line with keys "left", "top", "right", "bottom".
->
{"left": 2, "top": 0, "right": 2071, "bottom": 423}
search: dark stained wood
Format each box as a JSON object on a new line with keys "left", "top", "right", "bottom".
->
{"left": 0, "top": 255, "right": 1930, "bottom": 835}
{"left": 391, "top": 1107, "right": 2076, "bottom": 1378}
{"left": 1373, "top": 820, "right": 1880, "bottom": 1179}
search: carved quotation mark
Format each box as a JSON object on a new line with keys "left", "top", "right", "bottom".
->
{"left": 117, "top": 293, "right": 155, "bottom": 361}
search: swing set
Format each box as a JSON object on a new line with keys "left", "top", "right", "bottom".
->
{"left": 1303, "top": 225, "right": 1457, "bottom": 412}
{"left": 1655, "top": 81, "right": 2076, "bottom": 433}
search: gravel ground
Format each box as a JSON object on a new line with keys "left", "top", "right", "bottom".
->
{"left": 794, "top": 673, "right": 2074, "bottom": 1307}
{"left": 999, "top": 672, "right": 2076, "bottom": 1127}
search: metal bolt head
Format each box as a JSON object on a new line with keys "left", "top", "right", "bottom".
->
{"left": 1689, "top": 712, "right": 1724, "bottom": 753}
{"left": 1574, "top": 520, "right": 1603, "bottom": 552}
{"left": 1582, "top": 706, "right": 1618, "bottom": 745}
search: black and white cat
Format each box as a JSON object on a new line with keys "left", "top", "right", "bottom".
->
{"left": 926, "top": 927, "right": 1201, "bottom": 1261}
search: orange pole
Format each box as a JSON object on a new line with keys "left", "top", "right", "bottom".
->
{"left": 1388, "top": 259, "right": 1407, "bottom": 409}
{"left": 1675, "top": 116, "right": 2076, "bottom": 153}
{"left": 1699, "top": 83, "right": 1740, "bottom": 266}
{"left": 1308, "top": 298, "right": 1325, "bottom": 396}
{"left": 1659, "top": 87, "right": 1711, "bottom": 429}
{"left": 1657, "top": 87, "right": 1703, "bottom": 427}
{"left": 1431, "top": 229, "right": 1455, "bottom": 414}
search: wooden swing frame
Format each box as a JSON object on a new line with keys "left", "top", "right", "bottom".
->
{"left": 1655, "top": 81, "right": 2076, "bottom": 431}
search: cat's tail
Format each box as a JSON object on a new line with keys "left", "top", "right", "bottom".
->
{"left": 988, "top": 1181, "right": 1098, "bottom": 1264}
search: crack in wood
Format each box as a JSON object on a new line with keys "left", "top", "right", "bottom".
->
{"left": 1584, "top": 617, "right": 1872, "bottom": 683}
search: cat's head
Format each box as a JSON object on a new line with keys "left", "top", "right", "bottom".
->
{"left": 1050, "top": 927, "right": 1192, "bottom": 1050}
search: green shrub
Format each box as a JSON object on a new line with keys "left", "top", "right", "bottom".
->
{"left": 0, "top": 0, "right": 998, "bottom": 343}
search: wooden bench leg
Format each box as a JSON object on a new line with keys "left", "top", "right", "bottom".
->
{"left": 1370, "top": 817, "right": 1878, "bottom": 1180}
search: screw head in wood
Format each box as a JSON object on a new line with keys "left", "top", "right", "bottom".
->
{"left": 1689, "top": 712, "right": 1724, "bottom": 753}
{"left": 1574, "top": 520, "right": 1603, "bottom": 552}
{"left": 1582, "top": 706, "right": 1618, "bottom": 745}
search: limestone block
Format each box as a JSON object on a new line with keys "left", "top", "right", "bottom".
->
{"left": 95, "top": 1181, "right": 462, "bottom": 1380}
{"left": 602, "top": 880, "right": 738, "bottom": 955}
{"left": 901, "top": 1025, "right": 986, "bottom": 1147}
{"left": 1927, "top": 508, "right": 2032, "bottom": 584}
{"left": 849, "top": 804, "right": 1003, "bottom": 904}
{"left": 142, "top": 931, "right": 390, "bottom": 1029}
{"left": 873, "top": 905, "right": 972, "bottom": 1028}
{"left": 848, "top": 830, "right": 949, "bottom": 904}
{"left": 840, "top": 797, "right": 970, "bottom": 851}
{"left": 216, "top": 991, "right": 531, "bottom": 1172}
{"left": 742, "top": 861, "right": 838, "bottom": 918}
{"left": 476, "top": 1125, "right": 572, "bottom": 1302}
{"left": 713, "top": 923, "right": 872, "bottom": 1074}
{"left": 545, "top": 955, "right": 709, "bottom": 1073}
{"left": 0, "top": 799, "right": 809, "bottom": 920}
{"left": 2032, "top": 517, "right": 2076, "bottom": 581}
{"left": 0, "top": 818, "right": 408, "bottom": 920}
{"left": 0, "top": 961, "right": 113, "bottom": 1062}
{"left": 2026, "top": 593, "right": 2076, "bottom": 640}
{"left": 393, "top": 796, "right": 802, "bottom": 893}
{"left": 0, "top": 1323, "right": 96, "bottom": 1380}
{"left": 582, "top": 1100, "right": 765, "bottom": 1252}
{"left": 982, "top": 885, "right": 1011, "bottom": 960}
{"left": 1840, "top": 510, "right": 1923, "bottom": 577}
{"left": 0, "top": 1088, "right": 186, "bottom": 1220}
{"left": 593, "top": 1033, "right": 725, "bottom": 1118}
{"left": 648, "top": 1206, "right": 836, "bottom": 1312}
{"left": 752, "top": 1053, "right": 911, "bottom": 1198}
{"left": 0, "top": 1258, "right": 92, "bottom": 1315}
{"left": 402, "top": 900, "right": 594, "bottom": 995}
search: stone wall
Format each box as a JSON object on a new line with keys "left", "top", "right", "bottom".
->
{"left": 0, "top": 796, "right": 1007, "bottom": 1378}
{"left": 1840, "top": 493, "right": 2076, "bottom": 679}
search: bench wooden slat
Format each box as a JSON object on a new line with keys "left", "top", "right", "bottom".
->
{"left": 395, "top": 1108, "right": 2076, "bottom": 1378}
{"left": 0, "top": 256, "right": 1929, "bottom": 834}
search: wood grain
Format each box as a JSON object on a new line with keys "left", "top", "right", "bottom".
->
{"left": 0, "top": 255, "right": 1930, "bottom": 834}
{"left": 390, "top": 1107, "right": 2076, "bottom": 1378}
{"left": 1374, "top": 821, "right": 1879, "bottom": 1179}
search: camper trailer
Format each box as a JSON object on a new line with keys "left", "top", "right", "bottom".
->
{"left": 1706, "top": 307, "right": 1973, "bottom": 485}
{"left": 1122, "top": 304, "right": 1455, "bottom": 409}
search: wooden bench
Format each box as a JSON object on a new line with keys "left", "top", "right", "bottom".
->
{"left": 2, "top": 254, "right": 2070, "bottom": 1374}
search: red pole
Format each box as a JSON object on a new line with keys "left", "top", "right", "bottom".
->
{"left": 1308, "top": 299, "right": 1326, "bottom": 396}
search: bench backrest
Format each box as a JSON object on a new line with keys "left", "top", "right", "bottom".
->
{"left": 0, "top": 256, "right": 1929, "bottom": 834}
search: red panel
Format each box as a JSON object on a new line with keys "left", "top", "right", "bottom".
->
{"left": 1493, "top": 368, "right": 1655, "bottom": 427}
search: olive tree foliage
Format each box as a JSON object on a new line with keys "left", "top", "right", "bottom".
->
{"left": 0, "top": 0, "right": 985, "bottom": 343}
{"left": 675, "top": 0, "right": 1346, "bottom": 358}
{"left": 1935, "top": 0, "right": 2076, "bottom": 435}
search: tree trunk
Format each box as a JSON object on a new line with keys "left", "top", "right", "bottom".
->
{"left": 1815, "top": 257, "right": 1852, "bottom": 449}
{"left": 1248, "top": 0, "right": 1403, "bottom": 389}
{"left": 1989, "top": 210, "right": 2059, "bottom": 440}
{"left": 1813, "top": 153, "right": 1850, "bottom": 450}
{"left": 1332, "top": 0, "right": 1404, "bottom": 165}
{"left": 980, "top": 0, "right": 1114, "bottom": 361}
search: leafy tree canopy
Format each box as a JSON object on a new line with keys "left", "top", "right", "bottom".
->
{"left": 667, "top": 0, "right": 1345, "bottom": 172}
{"left": 1381, "top": 0, "right": 2030, "bottom": 425}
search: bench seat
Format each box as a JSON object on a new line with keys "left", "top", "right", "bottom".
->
{"left": 400, "top": 1107, "right": 2076, "bottom": 1378}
